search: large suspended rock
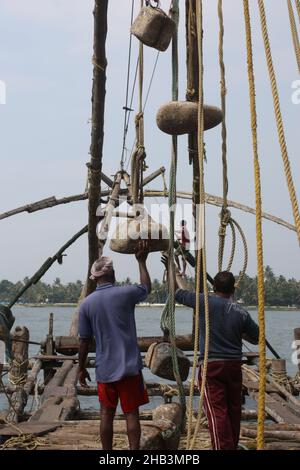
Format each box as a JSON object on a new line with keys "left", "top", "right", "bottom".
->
{"left": 109, "top": 207, "right": 169, "bottom": 254}
{"left": 131, "top": 6, "right": 175, "bottom": 52}
{"left": 156, "top": 101, "right": 223, "bottom": 135}
{"left": 145, "top": 342, "right": 190, "bottom": 381}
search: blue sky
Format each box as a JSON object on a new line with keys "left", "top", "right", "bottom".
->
{"left": 0, "top": 0, "right": 299, "bottom": 284}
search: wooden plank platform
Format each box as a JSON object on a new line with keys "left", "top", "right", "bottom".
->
{"left": 2, "top": 419, "right": 300, "bottom": 450}
{"left": 242, "top": 366, "right": 300, "bottom": 425}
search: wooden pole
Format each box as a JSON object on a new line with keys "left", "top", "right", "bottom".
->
{"left": 186, "top": 0, "right": 203, "bottom": 341}
{"left": 7, "top": 226, "right": 88, "bottom": 309}
{"left": 69, "top": 0, "right": 108, "bottom": 336}
{"left": 7, "top": 326, "right": 29, "bottom": 422}
{"left": 85, "top": 0, "right": 108, "bottom": 297}
{"left": 0, "top": 189, "right": 296, "bottom": 234}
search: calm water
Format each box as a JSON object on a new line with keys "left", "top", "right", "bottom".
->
{"left": 1, "top": 306, "right": 299, "bottom": 412}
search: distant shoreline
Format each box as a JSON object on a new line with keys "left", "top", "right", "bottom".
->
{"left": 10, "top": 303, "right": 300, "bottom": 311}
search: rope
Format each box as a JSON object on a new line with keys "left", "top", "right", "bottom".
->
{"left": 131, "top": 0, "right": 146, "bottom": 204}
{"left": 270, "top": 370, "right": 294, "bottom": 394}
{"left": 287, "top": 0, "right": 300, "bottom": 73}
{"left": 120, "top": 0, "right": 136, "bottom": 170}
{"left": 296, "top": 0, "right": 300, "bottom": 24}
{"left": 143, "top": 51, "right": 160, "bottom": 111}
{"left": 8, "top": 359, "right": 27, "bottom": 386}
{"left": 123, "top": 57, "right": 139, "bottom": 169}
{"left": 217, "top": 0, "right": 230, "bottom": 273}
{"left": 216, "top": 0, "right": 248, "bottom": 280}
{"left": 0, "top": 418, "right": 45, "bottom": 450}
{"left": 126, "top": 51, "right": 161, "bottom": 172}
{"left": 231, "top": 218, "right": 248, "bottom": 287}
{"left": 162, "top": 0, "right": 186, "bottom": 421}
{"left": 243, "top": 0, "right": 266, "bottom": 450}
{"left": 258, "top": 0, "right": 300, "bottom": 245}
{"left": 188, "top": 0, "right": 210, "bottom": 451}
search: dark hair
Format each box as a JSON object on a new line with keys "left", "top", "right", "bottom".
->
{"left": 99, "top": 270, "right": 116, "bottom": 284}
{"left": 181, "top": 220, "right": 187, "bottom": 226}
{"left": 213, "top": 271, "right": 235, "bottom": 295}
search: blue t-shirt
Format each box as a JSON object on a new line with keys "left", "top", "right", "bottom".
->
{"left": 175, "top": 289, "right": 259, "bottom": 361}
{"left": 79, "top": 283, "right": 148, "bottom": 383}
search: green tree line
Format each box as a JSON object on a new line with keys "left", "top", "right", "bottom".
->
{"left": 0, "top": 266, "right": 299, "bottom": 307}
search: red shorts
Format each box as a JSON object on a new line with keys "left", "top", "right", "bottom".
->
{"left": 97, "top": 372, "right": 149, "bottom": 413}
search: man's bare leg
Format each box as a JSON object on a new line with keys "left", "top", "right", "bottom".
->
{"left": 125, "top": 409, "right": 141, "bottom": 450}
{"left": 100, "top": 404, "right": 116, "bottom": 450}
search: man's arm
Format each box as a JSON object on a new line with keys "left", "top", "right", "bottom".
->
{"left": 78, "top": 338, "right": 91, "bottom": 387}
{"left": 175, "top": 289, "right": 196, "bottom": 308}
{"left": 161, "top": 253, "right": 196, "bottom": 308}
{"left": 78, "top": 303, "right": 92, "bottom": 387}
{"left": 242, "top": 312, "right": 259, "bottom": 345}
{"left": 135, "top": 241, "right": 151, "bottom": 293}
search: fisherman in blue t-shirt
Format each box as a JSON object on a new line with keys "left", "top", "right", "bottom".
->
{"left": 175, "top": 271, "right": 259, "bottom": 450}
{"left": 78, "top": 241, "right": 151, "bottom": 450}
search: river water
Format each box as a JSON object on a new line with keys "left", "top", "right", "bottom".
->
{"left": 1, "top": 306, "right": 299, "bottom": 412}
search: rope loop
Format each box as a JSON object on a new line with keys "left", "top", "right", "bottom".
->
{"left": 218, "top": 208, "right": 231, "bottom": 236}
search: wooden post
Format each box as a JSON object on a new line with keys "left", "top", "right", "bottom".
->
{"left": 271, "top": 359, "right": 287, "bottom": 376}
{"left": 185, "top": 0, "right": 203, "bottom": 340}
{"left": 69, "top": 0, "right": 108, "bottom": 336}
{"left": 7, "top": 326, "right": 29, "bottom": 422}
{"left": 44, "top": 313, "right": 55, "bottom": 385}
{"left": 86, "top": 0, "right": 108, "bottom": 296}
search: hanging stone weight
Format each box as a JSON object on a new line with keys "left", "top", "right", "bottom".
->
{"left": 131, "top": 6, "right": 176, "bottom": 52}
{"left": 145, "top": 342, "right": 190, "bottom": 382}
{"left": 110, "top": 207, "right": 169, "bottom": 254}
{"left": 156, "top": 101, "right": 223, "bottom": 135}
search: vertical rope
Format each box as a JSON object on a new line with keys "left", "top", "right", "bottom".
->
{"left": 296, "top": 0, "right": 300, "bottom": 24}
{"left": 131, "top": 0, "right": 146, "bottom": 204}
{"left": 243, "top": 0, "right": 266, "bottom": 450}
{"left": 217, "top": 0, "right": 238, "bottom": 275}
{"left": 258, "top": 0, "right": 300, "bottom": 245}
{"left": 287, "top": 0, "right": 300, "bottom": 73}
{"left": 188, "top": 0, "right": 210, "bottom": 450}
{"left": 166, "top": 0, "right": 186, "bottom": 417}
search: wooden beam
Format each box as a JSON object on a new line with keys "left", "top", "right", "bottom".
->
{"left": 144, "top": 190, "right": 297, "bottom": 233}
{"left": 7, "top": 226, "right": 88, "bottom": 309}
{"left": 54, "top": 334, "right": 194, "bottom": 354}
